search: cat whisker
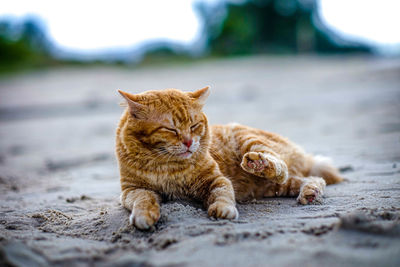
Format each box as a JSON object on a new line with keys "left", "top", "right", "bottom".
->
{"left": 139, "top": 149, "right": 171, "bottom": 167}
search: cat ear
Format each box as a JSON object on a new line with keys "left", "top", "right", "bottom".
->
{"left": 118, "top": 90, "right": 147, "bottom": 119}
{"left": 189, "top": 86, "right": 210, "bottom": 106}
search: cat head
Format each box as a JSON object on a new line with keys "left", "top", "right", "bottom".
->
{"left": 118, "top": 87, "right": 210, "bottom": 161}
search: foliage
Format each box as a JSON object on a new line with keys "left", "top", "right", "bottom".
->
{"left": 0, "top": 18, "right": 55, "bottom": 72}
{"left": 200, "top": 0, "right": 370, "bottom": 55}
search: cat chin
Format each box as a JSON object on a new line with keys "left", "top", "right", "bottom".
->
{"left": 177, "top": 151, "right": 193, "bottom": 159}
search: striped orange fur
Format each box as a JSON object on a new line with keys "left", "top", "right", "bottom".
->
{"left": 116, "top": 87, "right": 343, "bottom": 229}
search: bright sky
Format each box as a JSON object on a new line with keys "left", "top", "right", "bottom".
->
{"left": 318, "top": 0, "right": 400, "bottom": 52}
{"left": 1, "top": 0, "right": 399, "bottom": 56}
{"left": 0, "top": 0, "right": 204, "bottom": 55}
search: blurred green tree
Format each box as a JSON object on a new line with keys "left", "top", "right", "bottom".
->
{"left": 199, "top": 0, "right": 370, "bottom": 56}
{"left": 0, "top": 17, "right": 52, "bottom": 72}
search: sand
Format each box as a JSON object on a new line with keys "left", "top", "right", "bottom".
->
{"left": 0, "top": 56, "right": 399, "bottom": 267}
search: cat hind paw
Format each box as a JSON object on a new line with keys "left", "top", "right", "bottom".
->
{"left": 297, "top": 185, "right": 323, "bottom": 205}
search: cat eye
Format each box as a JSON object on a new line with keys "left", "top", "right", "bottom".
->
{"left": 190, "top": 123, "right": 201, "bottom": 131}
{"left": 161, "top": 127, "right": 178, "bottom": 135}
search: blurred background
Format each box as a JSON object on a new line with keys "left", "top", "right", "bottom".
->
{"left": 1, "top": 0, "right": 399, "bottom": 72}
{"left": 1, "top": 1, "right": 400, "bottom": 266}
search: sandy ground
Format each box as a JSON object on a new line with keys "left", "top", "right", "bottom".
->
{"left": 0, "top": 56, "right": 399, "bottom": 267}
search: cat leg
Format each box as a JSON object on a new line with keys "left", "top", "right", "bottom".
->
{"left": 239, "top": 142, "right": 288, "bottom": 184}
{"left": 266, "top": 176, "right": 326, "bottom": 204}
{"left": 205, "top": 176, "right": 239, "bottom": 220}
{"left": 120, "top": 187, "right": 161, "bottom": 230}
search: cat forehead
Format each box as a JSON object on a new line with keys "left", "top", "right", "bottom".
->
{"left": 136, "top": 90, "right": 203, "bottom": 125}
{"left": 158, "top": 108, "right": 200, "bottom": 127}
{"left": 142, "top": 89, "right": 202, "bottom": 108}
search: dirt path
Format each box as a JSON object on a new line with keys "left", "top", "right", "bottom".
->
{"left": 1, "top": 56, "right": 400, "bottom": 267}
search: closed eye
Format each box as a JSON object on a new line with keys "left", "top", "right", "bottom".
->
{"left": 161, "top": 127, "right": 178, "bottom": 135}
{"left": 190, "top": 123, "right": 201, "bottom": 131}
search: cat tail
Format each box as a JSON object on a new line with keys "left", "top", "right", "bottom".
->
{"left": 309, "top": 155, "right": 344, "bottom": 185}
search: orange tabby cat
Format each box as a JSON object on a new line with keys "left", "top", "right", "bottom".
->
{"left": 116, "top": 87, "right": 343, "bottom": 229}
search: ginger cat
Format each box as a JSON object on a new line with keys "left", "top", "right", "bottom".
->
{"left": 116, "top": 87, "right": 343, "bottom": 230}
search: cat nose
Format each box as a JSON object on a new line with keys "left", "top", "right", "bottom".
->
{"left": 183, "top": 139, "right": 193, "bottom": 148}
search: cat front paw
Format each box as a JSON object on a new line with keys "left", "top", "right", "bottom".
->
{"left": 297, "top": 184, "right": 323, "bottom": 205}
{"left": 208, "top": 201, "right": 238, "bottom": 220}
{"left": 130, "top": 204, "right": 160, "bottom": 230}
{"left": 241, "top": 152, "right": 288, "bottom": 184}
